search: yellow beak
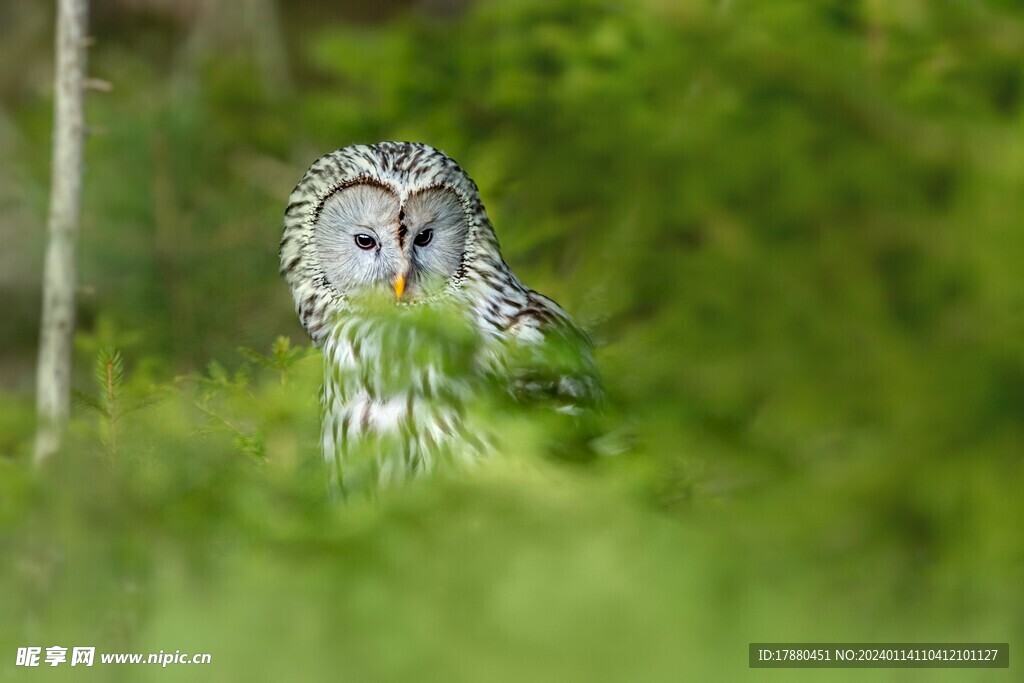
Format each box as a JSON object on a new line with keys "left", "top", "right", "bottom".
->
{"left": 393, "top": 273, "right": 406, "bottom": 299}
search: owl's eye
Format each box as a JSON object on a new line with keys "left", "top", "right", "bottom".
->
{"left": 413, "top": 229, "right": 433, "bottom": 247}
{"left": 354, "top": 234, "right": 377, "bottom": 250}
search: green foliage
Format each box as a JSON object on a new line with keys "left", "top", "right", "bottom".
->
{"left": 2, "top": 0, "right": 1024, "bottom": 679}
{"left": 238, "top": 335, "right": 307, "bottom": 385}
{"left": 189, "top": 339, "right": 319, "bottom": 462}
{"left": 73, "top": 347, "right": 164, "bottom": 459}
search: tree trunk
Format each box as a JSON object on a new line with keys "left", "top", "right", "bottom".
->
{"left": 35, "top": 0, "right": 90, "bottom": 464}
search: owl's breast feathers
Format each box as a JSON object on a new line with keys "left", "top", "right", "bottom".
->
{"left": 320, "top": 311, "right": 488, "bottom": 488}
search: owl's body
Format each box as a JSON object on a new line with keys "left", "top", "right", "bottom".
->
{"left": 281, "top": 142, "right": 599, "bottom": 491}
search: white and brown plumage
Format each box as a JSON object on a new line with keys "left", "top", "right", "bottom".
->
{"left": 281, "top": 142, "right": 599, "bottom": 492}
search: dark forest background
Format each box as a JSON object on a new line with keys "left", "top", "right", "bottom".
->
{"left": 1, "top": 1, "right": 1022, "bottom": 680}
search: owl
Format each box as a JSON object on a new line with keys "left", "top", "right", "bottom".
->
{"left": 280, "top": 142, "right": 600, "bottom": 493}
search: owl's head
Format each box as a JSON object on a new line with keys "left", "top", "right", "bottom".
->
{"left": 281, "top": 142, "right": 501, "bottom": 343}
{"left": 314, "top": 180, "right": 468, "bottom": 301}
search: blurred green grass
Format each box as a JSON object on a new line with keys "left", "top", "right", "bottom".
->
{"left": 1, "top": 0, "right": 1022, "bottom": 679}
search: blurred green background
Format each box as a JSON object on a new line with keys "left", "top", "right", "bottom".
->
{"left": 1, "top": 0, "right": 1022, "bottom": 680}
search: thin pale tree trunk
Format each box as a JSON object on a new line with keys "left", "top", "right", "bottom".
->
{"left": 35, "top": 0, "right": 90, "bottom": 464}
